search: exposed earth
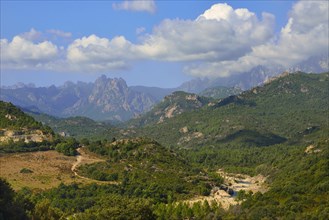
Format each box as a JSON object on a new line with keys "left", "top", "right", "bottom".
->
{"left": 186, "top": 169, "right": 268, "bottom": 210}
{"left": 0, "top": 148, "right": 110, "bottom": 190}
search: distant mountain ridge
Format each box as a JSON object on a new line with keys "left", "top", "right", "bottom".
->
{"left": 1, "top": 76, "right": 158, "bottom": 122}
{"left": 1, "top": 55, "right": 327, "bottom": 121}
{"left": 1, "top": 76, "right": 239, "bottom": 122}
{"left": 178, "top": 54, "right": 329, "bottom": 92}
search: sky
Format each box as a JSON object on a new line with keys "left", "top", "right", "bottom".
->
{"left": 1, "top": 0, "right": 328, "bottom": 88}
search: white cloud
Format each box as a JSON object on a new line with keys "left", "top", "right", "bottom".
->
{"left": 1, "top": 1, "right": 327, "bottom": 76}
{"left": 112, "top": 0, "right": 156, "bottom": 13}
{"left": 184, "top": 1, "right": 329, "bottom": 77}
{"left": 47, "top": 29, "right": 72, "bottom": 38}
{"left": 136, "top": 3, "right": 274, "bottom": 63}
{"left": 0, "top": 36, "right": 59, "bottom": 70}
{"left": 19, "top": 28, "right": 42, "bottom": 41}
{"left": 250, "top": 1, "right": 328, "bottom": 67}
{"left": 64, "top": 3, "right": 274, "bottom": 72}
{"left": 18, "top": 28, "right": 72, "bottom": 42}
{"left": 66, "top": 34, "right": 135, "bottom": 72}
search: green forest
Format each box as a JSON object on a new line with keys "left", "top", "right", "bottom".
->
{"left": 0, "top": 72, "right": 328, "bottom": 219}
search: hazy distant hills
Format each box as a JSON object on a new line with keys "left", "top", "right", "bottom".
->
{"left": 1, "top": 76, "right": 159, "bottom": 122}
{"left": 0, "top": 76, "right": 240, "bottom": 122}
{"left": 178, "top": 54, "right": 329, "bottom": 92}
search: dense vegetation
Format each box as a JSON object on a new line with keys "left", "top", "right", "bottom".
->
{"left": 55, "top": 137, "right": 79, "bottom": 156}
{"left": 0, "top": 140, "right": 55, "bottom": 154}
{"left": 237, "top": 138, "right": 329, "bottom": 219}
{"left": 128, "top": 91, "right": 211, "bottom": 127}
{"left": 0, "top": 72, "right": 328, "bottom": 219}
{"left": 126, "top": 73, "right": 328, "bottom": 148}
{"left": 199, "top": 86, "right": 242, "bottom": 99}
{"left": 2, "top": 135, "right": 327, "bottom": 219}
{"left": 26, "top": 112, "right": 113, "bottom": 140}
{"left": 79, "top": 138, "right": 223, "bottom": 201}
{"left": 0, "top": 180, "right": 226, "bottom": 219}
{"left": 0, "top": 101, "right": 53, "bottom": 133}
{"left": 0, "top": 101, "right": 80, "bottom": 155}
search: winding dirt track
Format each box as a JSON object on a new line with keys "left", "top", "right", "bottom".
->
{"left": 71, "top": 154, "right": 83, "bottom": 177}
{"left": 70, "top": 148, "right": 119, "bottom": 184}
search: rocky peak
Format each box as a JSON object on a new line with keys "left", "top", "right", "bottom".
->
{"left": 93, "top": 76, "right": 128, "bottom": 92}
{"left": 62, "top": 81, "right": 75, "bottom": 88}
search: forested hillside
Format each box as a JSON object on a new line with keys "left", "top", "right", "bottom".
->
{"left": 0, "top": 101, "right": 52, "bottom": 132}
{"left": 199, "top": 86, "right": 242, "bottom": 99}
{"left": 129, "top": 91, "right": 211, "bottom": 127}
{"left": 0, "top": 72, "right": 328, "bottom": 219}
{"left": 125, "top": 72, "right": 328, "bottom": 148}
{"left": 26, "top": 111, "right": 113, "bottom": 140}
{"left": 0, "top": 101, "right": 54, "bottom": 151}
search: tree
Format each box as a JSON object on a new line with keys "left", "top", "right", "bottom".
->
{"left": 32, "top": 199, "right": 63, "bottom": 220}
{"left": 0, "top": 178, "right": 28, "bottom": 220}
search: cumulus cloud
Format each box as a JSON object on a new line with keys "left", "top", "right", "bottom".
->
{"left": 1, "top": 1, "right": 327, "bottom": 76}
{"left": 63, "top": 3, "right": 274, "bottom": 72}
{"left": 185, "top": 1, "right": 328, "bottom": 77}
{"left": 252, "top": 0, "right": 328, "bottom": 67}
{"left": 66, "top": 34, "right": 135, "bottom": 72}
{"left": 112, "top": 0, "right": 156, "bottom": 13}
{"left": 136, "top": 4, "right": 274, "bottom": 63}
{"left": 0, "top": 36, "right": 59, "bottom": 70}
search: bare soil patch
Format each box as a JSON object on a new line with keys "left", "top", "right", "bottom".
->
{"left": 0, "top": 148, "right": 112, "bottom": 191}
{"left": 0, "top": 151, "right": 77, "bottom": 190}
{"left": 185, "top": 169, "right": 268, "bottom": 210}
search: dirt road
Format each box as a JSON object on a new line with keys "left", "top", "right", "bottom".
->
{"left": 70, "top": 148, "right": 119, "bottom": 184}
{"left": 71, "top": 147, "right": 104, "bottom": 179}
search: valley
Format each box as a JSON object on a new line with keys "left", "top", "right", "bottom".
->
{"left": 1, "top": 1, "right": 328, "bottom": 219}
{"left": 0, "top": 72, "right": 328, "bottom": 219}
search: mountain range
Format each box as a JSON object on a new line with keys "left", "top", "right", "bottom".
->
{"left": 0, "top": 76, "right": 237, "bottom": 122}
{"left": 1, "top": 54, "right": 327, "bottom": 122}
{"left": 1, "top": 76, "right": 158, "bottom": 122}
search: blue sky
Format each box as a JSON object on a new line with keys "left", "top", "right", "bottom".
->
{"left": 1, "top": 0, "right": 327, "bottom": 88}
